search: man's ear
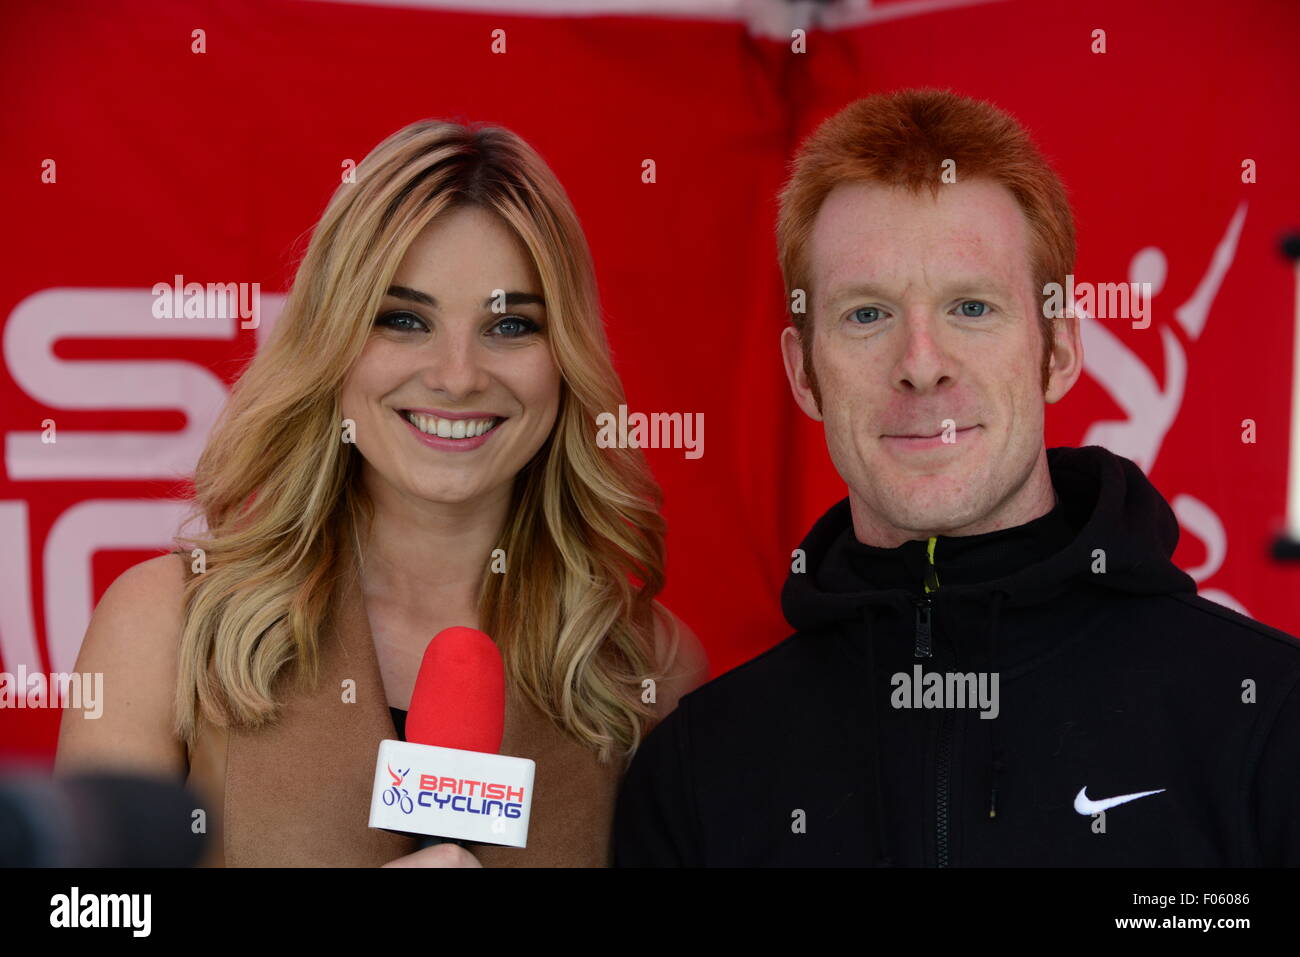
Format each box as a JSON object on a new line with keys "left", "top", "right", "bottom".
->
{"left": 1044, "top": 311, "right": 1084, "bottom": 404}
{"left": 780, "top": 325, "right": 824, "bottom": 422}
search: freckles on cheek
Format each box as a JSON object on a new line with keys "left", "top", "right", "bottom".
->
{"left": 521, "top": 355, "right": 563, "bottom": 408}
{"left": 347, "top": 344, "right": 405, "bottom": 407}
{"left": 338, "top": 375, "right": 360, "bottom": 417}
{"left": 341, "top": 368, "right": 376, "bottom": 414}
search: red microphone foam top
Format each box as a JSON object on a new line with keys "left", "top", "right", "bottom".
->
{"left": 405, "top": 627, "right": 505, "bottom": 754}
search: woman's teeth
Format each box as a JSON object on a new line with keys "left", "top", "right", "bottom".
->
{"left": 402, "top": 411, "right": 499, "bottom": 439}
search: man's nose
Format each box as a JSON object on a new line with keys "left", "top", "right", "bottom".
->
{"left": 892, "top": 311, "right": 955, "bottom": 393}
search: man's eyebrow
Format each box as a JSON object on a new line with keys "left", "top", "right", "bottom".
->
{"left": 824, "top": 279, "right": 1012, "bottom": 307}
{"left": 823, "top": 282, "right": 891, "bottom": 308}
{"left": 383, "top": 285, "right": 545, "bottom": 309}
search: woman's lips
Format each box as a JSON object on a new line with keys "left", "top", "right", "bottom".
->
{"left": 397, "top": 409, "right": 504, "bottom": 452}
{"left": 881, "top": 425, "right": 980, "bottom": 451}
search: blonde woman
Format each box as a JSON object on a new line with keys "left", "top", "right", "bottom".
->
{"left": 55, "top": 121, "right": 708, "bottom": 867}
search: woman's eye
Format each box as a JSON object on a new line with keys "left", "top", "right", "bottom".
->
{"left": 958, "top": 300, "right": 990, "bottom": 318}
{"left": 376, "top": 311, "right": 428, "bottom": 332}
{"left": 848, "top": 306, "right": 884, "bottom": 325}
{"left": 490, "top": 315, "right": 541, "bottom": 338}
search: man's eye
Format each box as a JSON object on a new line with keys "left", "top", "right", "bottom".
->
{"left": 490, "top": 316, "right": 541, "bottom": 338}
{"left": 958, "top": 300, "right": 990, "bottom": 318}
{"left": 849, "top": 306, "right": 884, "bottom": 324}
{"left": 376, "top": 311, "right": 428, "bottom": 332}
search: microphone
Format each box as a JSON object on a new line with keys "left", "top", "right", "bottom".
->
{"left": 368, "top": 627, "right": 534, "bottom": 849}
{"left": 0, "top": 768, "right": 209, "bottom": 867}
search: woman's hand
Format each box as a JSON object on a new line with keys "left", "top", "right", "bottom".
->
{"left": 382, "top": 843, "right": 483, "bottom": 868}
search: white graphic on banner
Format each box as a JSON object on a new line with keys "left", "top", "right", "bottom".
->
{"left": 0, "top": 287, "right": 283, "bottom": 675}
{"left": 1081, "top": 202, "right": 1248, "bottom": 612}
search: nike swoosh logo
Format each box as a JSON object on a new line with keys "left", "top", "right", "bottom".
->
{"left": 1074, "top": 786, "right": 1166, "bottom": 815}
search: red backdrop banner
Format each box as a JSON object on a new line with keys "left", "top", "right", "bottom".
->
{"left": 2, "top": 0, "right": 1298, "bottom": 759}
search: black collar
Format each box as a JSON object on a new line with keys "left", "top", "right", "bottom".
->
{"left": 823, "top": 496, "right": 1077, "bottom": 595}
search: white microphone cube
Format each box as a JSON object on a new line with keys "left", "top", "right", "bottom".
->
{"left": 369, "top": 739, "right": 535, "bottom": 848}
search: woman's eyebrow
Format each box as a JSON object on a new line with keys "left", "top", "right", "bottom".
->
{"left": 496, "top": 292, "right": 545, "bottom": 308}
{"left": 385, "top": 284, "right": 437, "bottom": 307}
{"left": 383, "top": 285, "right": 544, "bottom": 309}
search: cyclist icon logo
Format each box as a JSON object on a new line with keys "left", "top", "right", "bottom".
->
{"left": 384, "top": 764, "right": 414, "bottom": 815}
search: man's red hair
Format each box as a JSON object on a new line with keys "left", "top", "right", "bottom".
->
{"left": 776, "top": 88, "right": 1076, "bottom": 401}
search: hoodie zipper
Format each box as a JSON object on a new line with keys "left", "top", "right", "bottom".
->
{"left": 935, "top": 642, "right": 955, "bottom": 868}
{"left": 913, "top": 537, "right": 940, "bottom": 657}
{"left": 913, "top": 597, "right": 933, "bottom": 657}
{"left": 917, "top": 536, "right": 953, "bottom": 867}
{"left": 936, "top": 719, "right": 955, "bottom": 867}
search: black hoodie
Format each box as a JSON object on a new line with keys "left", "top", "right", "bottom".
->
{"left": 614, "top": 446, "right": 1300, "bottom": 866}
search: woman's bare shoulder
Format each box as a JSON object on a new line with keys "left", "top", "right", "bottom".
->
{"left": 649, "top": 602, "right": 710, "bottom": 720}
{"left": 54, "top": 552, "right": 191, "bottom": 780}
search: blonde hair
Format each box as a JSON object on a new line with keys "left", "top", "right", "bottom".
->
{"left": 175, "top": 120, "right": 671, "bottom": 764}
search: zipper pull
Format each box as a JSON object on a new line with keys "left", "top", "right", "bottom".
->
{"left": 914, "top": 536, "right": 939, "bottom": 658}
{"left": 913, "top": 596, "right": 932, "bottom": 657}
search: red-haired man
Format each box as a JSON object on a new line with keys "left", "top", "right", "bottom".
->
{"left": 615, "top": 89, "right": 1300, "bottom": 866}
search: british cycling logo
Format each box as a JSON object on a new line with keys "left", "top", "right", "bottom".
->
{"left": 384, "top": 761, "right": 527, "bottom": 819}
{"left": 383, "top": 764, "right": 415, "bottom": 815}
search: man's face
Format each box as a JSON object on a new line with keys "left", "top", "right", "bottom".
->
{"left": 781, "top": 178, "right": 1080, "bottom": 546}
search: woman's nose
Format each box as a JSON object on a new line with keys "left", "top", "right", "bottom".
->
{"left": 419, "top": 332, "right": 491, "bottom": 400}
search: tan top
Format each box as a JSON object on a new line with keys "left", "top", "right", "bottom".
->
{"left": 183, "top": 547, "right": 624, "bottom": 867}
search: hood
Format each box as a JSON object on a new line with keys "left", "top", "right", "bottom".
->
{"left": 782, "top": 445, "right": 1196, "bottom": 634}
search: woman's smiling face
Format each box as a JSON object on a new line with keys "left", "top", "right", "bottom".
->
{"left": 340, "top": 204, "right": 562, "bottom": 509}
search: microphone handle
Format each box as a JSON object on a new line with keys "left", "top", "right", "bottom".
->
{"left": 416, "top": 834, "right": 466, "bottom": 850}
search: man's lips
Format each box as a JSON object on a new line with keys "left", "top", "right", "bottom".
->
{"left": 883, "top": 424, "right": 978, "bottom": 439}
{"left": 881, "top": 425, "right": 980, "bottom": 450}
